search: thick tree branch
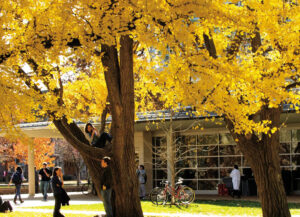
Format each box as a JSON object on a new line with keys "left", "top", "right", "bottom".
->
{"left": 203, "top": 33, "right": 217, "bottom": 59}
{"left": 53, "top": 117, "right": 110, "bottom": 160}
{"left": 286, "top": 82, "right": 300, "bottom": 90}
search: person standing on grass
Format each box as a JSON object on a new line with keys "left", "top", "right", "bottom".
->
{"left": 52, "top": 167, "right": 69, "bottom": 217}
{"left": 230, "top": 165, "right": 241, "bottom": 198}
{"left": 137, "top": 165, "right": 147, "bottom": 200}
{"left": 9, "top": 166, "right": 25, "bottom": 204}
{"left": 100, "top": 156, "right": 113, "bottom": 217}
{"left": 39, "top": 162, "right": 52, "bottom": 201}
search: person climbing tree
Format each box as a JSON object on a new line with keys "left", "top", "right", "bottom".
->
{"left": 85, "top": 123, "right": 112, "bottom": 148}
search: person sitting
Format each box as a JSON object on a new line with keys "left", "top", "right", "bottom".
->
{"left": 0, "top": 196, "right": 12, "bottom": 213}
{"left": 85, "top": 123, "right": 112, "bottom": 148}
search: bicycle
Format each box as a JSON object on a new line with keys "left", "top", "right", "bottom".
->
{"left": 150, "top": 177, "right": 195, "bottom": 206}
{"left": 81, "top": 179, "right": 96, "bottom": 195}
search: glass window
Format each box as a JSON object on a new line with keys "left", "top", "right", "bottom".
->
{"left": 280, "top": 143, "right": 291, "bottom": 154}
{"left": 153, "top": 169, "right": 167, "bottom": 179}
{"left": 292, "top": 130, "right": 300, "bottom": 142}
{"left": 176, "top": 169, "right": 197, "bottom": 180}
{"left": 198, "top": 134, "right": 218, "bottom": 145}
{"left": 198, "top": 169, "right": 218, "bottom": 179}
{"left": 280, "top": 154, "right": 290, "bottom": 166}
{"left": 176, "top": 158, "right": 197, "bottom": 168}
{"left": 292, "top": 142, "right": 300, "bottom": 154}
{"left": 219, "top": 145, "right": 241, "bottom": 155}
{"left": 185, "top": 135, "right": 197, "bottom": 146}
{"left": 154, "top": 159, "right": 167, "bottom": 168}
{"left": 177, "top": 146, "right": 197, "bottom": 158}
{"left": 280, "top": 130, "right": 291, "bottom": 142}
{"left": 220, "top": 168, "right": 232, "bottom": 178}
{"left": 177, "top": 135, "right": 197, "bottom": 147}
{"left": 198, "top": 180, "right": 218, "bottom": 190}
{"left": 242, "top": 156, "right": 251, "bottom": 167}
{"left": 198, "top": 157, "right": 218, "bottom": 168}
{"left": 220, "top": 156, "right": 241, "bottom": 167}
{"left": 220, "top": 133, "right": 235, "bottom": 145}
{"left": 292, "top": 155, "right": 300, "bottom": 167}
{"left": 182, "top": 180, "right": 197, "bottom": 190}
{"left": 198, "top": 145, "right": 218, "bottom": 156}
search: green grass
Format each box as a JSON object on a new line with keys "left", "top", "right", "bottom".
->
{"left": 0, "top": 212, "right": 91, "bottom": 217}
{"left": 20, "top": 200, "right": 300, "bottom": 216}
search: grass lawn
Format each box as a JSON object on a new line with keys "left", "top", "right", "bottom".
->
{"left": 19, "top": 200, "right": 300, "bottom": 216}
{"left": 0, "top": 212, "right": 91, "bottom": 217}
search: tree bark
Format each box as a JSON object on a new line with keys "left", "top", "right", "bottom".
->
{"left": 102, "top": 35, "right": 143, "bottom": 217}
{"left": 53, "top": 35, "right": 143, "bottom": 217}
{"left": 226, "top": 106, "right": 291, "bottom": 217}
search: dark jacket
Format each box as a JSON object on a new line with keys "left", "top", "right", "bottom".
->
{"left": 100, "top": 167, "right": 112, "bottom": 190}
{"left": 51, "top": 175, "right": 63, "bottom": 196}
{"left": 51, "top": 176, "right": 70, "bottom": 206}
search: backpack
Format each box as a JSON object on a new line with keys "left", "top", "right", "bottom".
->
{"left": 12, "top": 172, "right": 22, "bottom": 185}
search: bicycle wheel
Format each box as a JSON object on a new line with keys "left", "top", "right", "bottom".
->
{"left": 178, "top": 186, "right": 195, "bottom": 204}
{"left": 150, "top": 187, "right": 166, "bottom": 205}
{"left": 81, "top": 183, "right": 90, "bottom": 195}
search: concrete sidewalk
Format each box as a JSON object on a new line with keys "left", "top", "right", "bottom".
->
{"left": 1, "top": 191, "right": 100, "bottom": 209}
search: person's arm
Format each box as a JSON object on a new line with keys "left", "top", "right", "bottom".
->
{"left": 91, "top": 128, "right": 97, "bottom": 139}
{"left": 21, "top": 174, "right": 26, "bottom": 182}
{"left": 44, "top": 169, "right": 51, "bottom": 178}
{"left": 60, "top": 174, "right": 64, "bottom": 187}
{"left": 8, "top": 173, "right": 14, "bottom": 186}
{"left": 38, "top": 170, "right": 43, "bottom": 180}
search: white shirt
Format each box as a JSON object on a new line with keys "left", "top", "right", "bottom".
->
{"left": 230, "top": 168, "right": 241, "bottom": 190}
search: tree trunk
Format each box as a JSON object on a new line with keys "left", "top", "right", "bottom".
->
{"left": 106, "top": 35, "right": 143, "bottom": 217}
{"left": 54, "top": 35, "right": 143, "bottom": 217}
{"left": 167, "top": 117, "right": 176, "bottom": 204}
{"left": 226, "top": 106, "right": 291, "bottom": 217}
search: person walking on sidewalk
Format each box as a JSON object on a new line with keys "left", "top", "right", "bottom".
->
{"left": 9, "top": 166, "right": 25, "bottom": 204}
{"left": 39, "top": 162, "right": 52, "bottom": 201}
{"left": 100, "top": 157, "right": 113, "bottom": 217}
{"left": 52, "top": 167, "right": 70, "bottom": 217}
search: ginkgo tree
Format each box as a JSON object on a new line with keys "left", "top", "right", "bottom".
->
{"left": 138, "top": 1, "right": 299, "bottom": 217}
{"left": 0, "top": 1, "right": 209, "bottom": 216}
{"left": 0, "top": 1, "right": 298, "bottom": 217}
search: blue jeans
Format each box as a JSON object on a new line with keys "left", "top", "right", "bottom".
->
{"left": 40, "top": 181, "right": 50, "bottom": 200}
{"left": 15, "top": 184, "right": 21, "bottom": 198}
{"left": 100, "top": 188, "right": 113, "bottom": 217}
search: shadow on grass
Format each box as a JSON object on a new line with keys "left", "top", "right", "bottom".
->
{"left": 191, "top": 199, "right": 300, "bottom": 209}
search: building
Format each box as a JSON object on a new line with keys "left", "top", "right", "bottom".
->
{"left": 18, "top": 106, "right": 300, "bottom": 195}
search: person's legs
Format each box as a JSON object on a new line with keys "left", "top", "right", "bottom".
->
{"left": 17, "top": 184, "right": 23, "bottom": 203}
{"left": 43, "top": 181, "right": 49, "bottom": 200}
{"left": 95, "top": 133, "right": 112, "bottom": 148}
{"left": 53, "top": 195, "right": 64, "bottom": 217}
{"left": 237, "top": 189, "right": 241, "bottom": 198}
{"left": 139, "top": 184, "right": 142, "bottom": 198}
{"left": 100, "top": 188, "right": 113, "bottom": 217}
{"left": 40, "top": 181, "right": 45, "bottom": 199}
{"left": 15, "top": 185, "right": 21, "bottom": 203}
{"left": 140, "top": 184, "right": 146, "bottom": 199}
